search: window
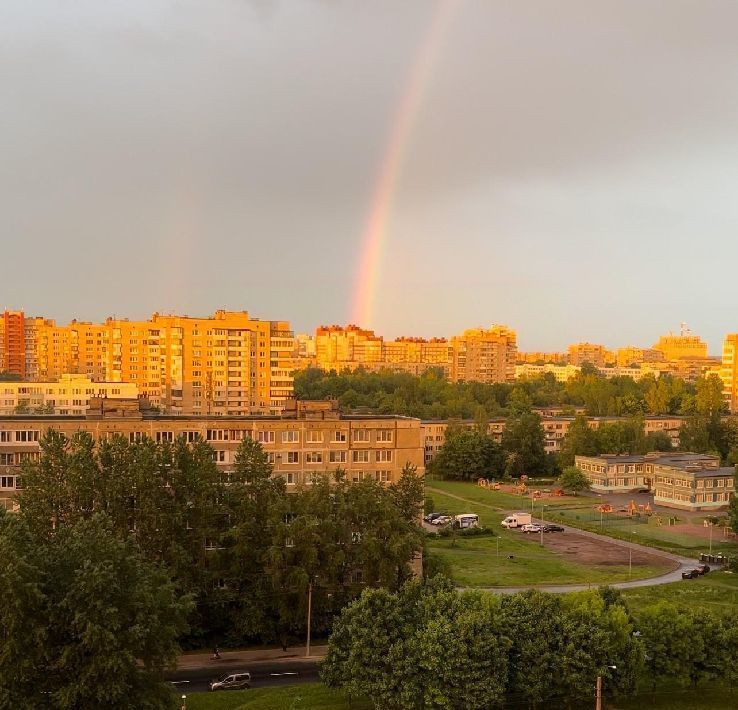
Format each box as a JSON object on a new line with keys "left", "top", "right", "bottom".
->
{"left": 257, "top": 431, "right": 275, "bottom": 444}
{"left": 377, "top": 470, "right": 391, "bottom": 483}
{"left": 213, "top": 450, "right": 226, "bottom": 463}
{"left": 306, "top": 430, "right": 323, "bottom": 444}
{"left": 0, "top": 431, "right": 11, "bottom": 442}
{"left": 15, "top": 430, "right": 40, "bottom": 443}
{"left": 353, "top": 429, "right": 370, "bottom": 443}
{"left": 0, "top": 476, "right": 15, "bottom": 489}
{"left": 286, "top": 451, "right": 299, "bottom": 464}
{"left": 333, "top": 430, "right": 347, "bottom": 443}
{"left": 0, "top": 453, "right": 15, "bottom": 465}
{"left": 282, "top": 430, "right": 299, "bottom": 443}
{"left": 129, "top": 432, "right": 145, "bottom": 443}
{"left": 156, "top": 431, "right": 174, "bottom": 443}
{"left": 376, "top": 430, "right": 393, "bottom": 443}
{"left": 305, "top": 452, "right": 323, "bottom": 464}
{"left": 285, "top": 472, "right": 297, "bottom": 485}
{"left": 376, "top": 450, "right": 393, "bottom": 463}
{"left": 352, "top": 450, "right": 369, "bottom": 463}
{"left": 329, "top": 451, "right": 347, "bottom": 464}
{"left": 206, "top": 429, "right": 226, "bottom": 441}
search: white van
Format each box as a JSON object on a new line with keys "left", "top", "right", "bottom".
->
{"left": 501, "top": 513, "right": 532, "bottom": 529}
{"left": 454, "top": 513, "right": 479, "bottom": 529}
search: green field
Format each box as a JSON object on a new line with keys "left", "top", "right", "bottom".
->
{"left": 429, "top": 480, "right": 738, "bottom": 560}
{"left": 179, "top": 683, "right": 737, "bottom": 710}
{"left": 426, "top": 490, "right": 671, "bottom": 587}
{"left": 621, "top": 570, "right": 738, "bottom": 615}
{"left": 181, "top": 684, "right": 370, "bottom": 710}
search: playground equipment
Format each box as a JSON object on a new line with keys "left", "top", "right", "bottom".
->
{"left": 627, "top": 500, "right": 638, "bottom": 517}
{"left": 550, "top": 488, "right": 564, "bottom": 497}
{"left": 513, "top": 481, "right": 528, "bottom": 496}
{"left": 477, "top": 478, "right": 501, "bottom": 490}
{"left": 532, "top": 490, "right": 542, "bottom": 499}
{"left": 596, "top": 503, "right": 613, "bottom": 514}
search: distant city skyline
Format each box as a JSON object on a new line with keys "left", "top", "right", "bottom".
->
{"left": 4, "top": 2, "right": 738, "bottom": 351}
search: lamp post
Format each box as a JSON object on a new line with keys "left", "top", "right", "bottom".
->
{"left": 540, "top": 504, "right": 546, "bottom": 547}
{"left": 181, "top": 695, "right": 187, "bottom": 710}
{"left": 595, "top": 666, "right": 617, "bottom": 710}
{"left": 305, "top": 578, "right": 313, "bottom": 658}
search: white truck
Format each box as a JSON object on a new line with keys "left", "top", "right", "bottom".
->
{"left": 501, "top": 512, "right": 532, "bottom": 529}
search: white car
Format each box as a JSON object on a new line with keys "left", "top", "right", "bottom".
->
{"left": 432, "top": 515, "right": 452, "bottom": 526}
{"left": 520, "top": 524, "right": 541, "bottom": 534}
{"left": 209, "top": 672, "right": 251, "bottom": 691}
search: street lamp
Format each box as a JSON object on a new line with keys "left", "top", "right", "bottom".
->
{"left": 595, "top": 666, "right": 617, "bottom": 710}
{"left": 181, "top": 695, "right": 187, "bottom": 710}
{"left": 540, "top": 504, "right": 546, "bottom": 546}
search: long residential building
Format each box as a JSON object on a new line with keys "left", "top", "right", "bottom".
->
{"left": 312, "top": 324, "right": 516, "bottom": 384}
{"left": 0, "top": 397, "right": 425, "bottom": 511}
{"left": 0, "top": 309, "right": 296, "bottom": 416}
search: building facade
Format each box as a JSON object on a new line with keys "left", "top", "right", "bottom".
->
{"left": 4, "top": 310, "right": 295, "bottom": 416}
{"left": 0, "top": 310, "right": 26, "bottom": 378}
{"left": 0, "top": 374, "right": 138, "bottom": 415}
{"left": 574, "top": 452, "right": 735, "bottom": 510}
{"left": 0, "top": 398, "right": 425, "bottom": 511}
{"left": 567, "top": 342, "right": 614, "bottom": 368}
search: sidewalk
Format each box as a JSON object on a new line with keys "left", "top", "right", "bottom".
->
{"left": 177, "top": 645, "right": 328, "bottom": 670}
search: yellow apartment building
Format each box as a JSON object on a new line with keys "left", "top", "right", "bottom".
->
{"left": 0, "top": 397, "right": 425, "bottom": 511}
{"left": 567, "top": 342, "right": 614, "bottom": 368}
{"left": 21, "top": 310, "right": 294, "bottom": 416}
{"left": 0, "top": 374, "right": 138, "bottom": 415}
{"left": 314, "top": 325, "right": 384, "bottom": 371}
{"left": 721, "top": 334, "right": 738, "bottom": 413}
{"left": 652, "top": 332, "right": 708, "bottom": 361}
{"left": 616, "top": 347, "right": 665, "bottom": 368}
{"left": 450, "top": 326, "right": 517, "bottom": 384}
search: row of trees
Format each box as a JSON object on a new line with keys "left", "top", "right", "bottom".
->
{"left": 10, "top": 431, "right": 425, "bottom": 648}
{"left": 294, "top": 367, "right": 726, "bottom": 420}
{"left": 324, "top": 579, "right": 738, "bottom": 710}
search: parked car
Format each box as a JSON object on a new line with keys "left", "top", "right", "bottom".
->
{"left": 542, "top": 524, "right": 565, "bottom": 533}
{"left": 432, "top": 516, "right": 453, "bottom": 526}
{"left": 697, "top": 564, "right": 711, "bottom": 575}
{"left": 210, "top": 672, "right": 251, "bottom": 692}
{"left": 520, "top": 524, "right": 542, "bottom": 534}
{"left": 424, "top": 512, "right": 443, "bottom": 523}
{"left": 501, "top": 513, "right": 532, "bottom": 529}
{"left": 681, "top": 569, "right": 700, "bottom": 580}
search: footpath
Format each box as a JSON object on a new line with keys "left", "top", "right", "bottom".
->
{"left": 176, "top": 645, "right": 328, "bottom": 670}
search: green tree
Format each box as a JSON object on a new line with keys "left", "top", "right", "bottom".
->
{"left": 502, "top": 412, "right": 547, "bottom": 476}
{"left": 558, "top": 466, "right": 591, "bottom": 495}
{"left": 0, "top": 511, "right": 190, "bottom": 710}
{"left": 558, "top": 415, "right": 599, "bottom": 467}
{"left": 695, "top": 374, "right": 726, "bottom": 416}
{"left": 428, "top": 427, "right": 505, "bottom": 481}
{"left": 323, "top": 579, "right": 509, "bottom": 710}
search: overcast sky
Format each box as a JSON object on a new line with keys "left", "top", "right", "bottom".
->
{"left": 2, "top": 0, "right": 738, "bottom": 352}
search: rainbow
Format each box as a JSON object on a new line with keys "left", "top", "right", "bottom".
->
{"left": 350, "top": 0, "right": 460, "bottom": 327}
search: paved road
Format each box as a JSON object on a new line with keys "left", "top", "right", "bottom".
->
{"left": 167, "top": 646, "right": 325, "bottom": 693}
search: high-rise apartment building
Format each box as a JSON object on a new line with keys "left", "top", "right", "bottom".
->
{"left": 721, "top": 334, "right": 738, "bottom": 413}
{"left": 652, "top": 332, "right": 708, "bottom": 361}
{"left": 7, "top": 310, "right": 294, "bottom": 416}
{"left": 616, "top": 347, "right": 665, "bottom": 368}
{"left": 315, "top": 325, "right": 384, "bottom": 371}
{"left": 450, "top": 326, "right": 517, "bottom": 384}
{"left": 567, "top": 342, "right": 614, "bottom": 368}
{"left": 0, "top": 311, "right": 26, "bottom": 378}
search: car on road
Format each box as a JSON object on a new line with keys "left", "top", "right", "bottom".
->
{"left": 542, "top": 524, "right": 565, "bottom": 533}
{"left": 681, "top": 569, "right": 700, "bottom": 580}
{"left": 697, "top": 564, "right": 711, "bottom": 575}
{"left": 520, "top": 524, "right": 542, "bottom": 533}
{"left": 209, "top": 672, "right": 251, "bottom": 692}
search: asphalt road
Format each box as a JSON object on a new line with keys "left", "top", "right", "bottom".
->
{"left": 166, "top": 657, "right": 322, "bottom": 693}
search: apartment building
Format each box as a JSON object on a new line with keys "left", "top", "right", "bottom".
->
{"left": 567, "top": 342, "right": 614, "bottom": 368}
{"left": 5, "top": 310, "right": 295, "bottom": 416}
{"left": 721, "top": 334, "right": 738, "bottom": 413}
{"left": 421, "top": 414, "right": 685, "bottom": 464}
{"left": 616, "top": 347, "right": 665, "bottom": 368}
{"left": 575, "top": 452, "right": 735, "bottom": 511}
{"left": 0, "top": 310, "right": 26, "bottom": 378}
{"left": 517, "top": 351, "right": 567, "bottom": 365}
{"left": 450, "top": 326, "right": 517, "bottom": 384}
{"left": 0, "top": 374, "right": 138, "bottom": 415}
{"left": 515, "top": 363, "right": 581, "bottom": 382}
{"left": 0, "top": 397, "right": 424, "bottom": 511}
{"left": 652, "top": 332, "right": 708, "bottom": 361}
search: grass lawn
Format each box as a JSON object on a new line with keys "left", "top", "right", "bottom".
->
{"left": 611, "top": 686, "right": 738, "bottom": 709}
{"left": 181, "top": 684, "right": 370, "bottom": 710}
{"left": 426, "top": 490, "right": 670, "bottom": 587}
{"left": 621, "top": 570, "right": 738, "bottom": 615}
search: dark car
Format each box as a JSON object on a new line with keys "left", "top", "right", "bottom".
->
{"left": 682, "top": 569, "right": 700, "bottom": 580}
{"left": 542, "top": 524, "right": 565, "bottom": 533}
{"left": 697, "top": 564, "right": 711, "bottom": 575}
{"left": 424, "top": 512, "right": 443, "bottom": 523}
